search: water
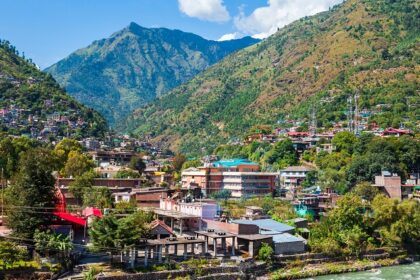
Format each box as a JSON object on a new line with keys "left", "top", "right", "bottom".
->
{"left": 307, "top": 262, "right": 420, "bottom": 280}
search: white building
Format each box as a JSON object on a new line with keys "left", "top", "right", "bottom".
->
{"left": 280, "top": 166, "right": 314, "bottom": 189}
{"left": 160, "top": 198, "right": 219, "bottom": 220}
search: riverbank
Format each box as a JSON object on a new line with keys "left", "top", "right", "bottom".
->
{"left": 269, "top": 256, "right": 415, "bottom": 280}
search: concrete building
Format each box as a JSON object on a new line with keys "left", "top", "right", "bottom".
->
{"left": 160, "top": 198, "right": 219, "bottom": 220}
{"left": 231, "top": 219, "right": 295, "bottom": 235}
{"left": 181, "top": 159, "right": 277, "bottom": 197}
{"left": 272, "top": 233, "right": 305, "bottom": 255}
{"left": 280, "top": 166, "right": 314, "bottom": 189}
{"left": 112, "top": 192, "right": 137, "bottom": 204}
{"left": 374, "top": 171, "right": 402, "bottom": 200}
{"left": 135, "top": 187, "right": 168, "bottom": 208}
{"left": 95, "top": 165, "right": 137, "bottom": 179}
{"left": 89, "top": 150, "right": 136, "bottom": 166}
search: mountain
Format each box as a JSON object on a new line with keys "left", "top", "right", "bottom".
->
{"left": 127, "top": 0, "right": 420, "bottom": 155}
{"left": 45, "top": 23, "right": 260, "bottom": 127}
{"left": 0, "top": 40, "right": 107, "bottom": 140}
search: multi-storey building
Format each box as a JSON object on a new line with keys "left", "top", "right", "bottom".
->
{"left": 279, "top": 166, "right": 314, "bottom": 189}
{"left": 181, "top": 159, "right": 277, "bottom": 198}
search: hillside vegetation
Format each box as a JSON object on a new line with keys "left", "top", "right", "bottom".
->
{"left": 0, "top": 40, "right": 107, "bottom": 139}
{"left": 46, "top": 23, "right": 259, "bottom": 127}
{"left": 127, "top": 0, "right": 419, "bottom": 155}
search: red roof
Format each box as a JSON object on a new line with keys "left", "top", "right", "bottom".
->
{"left": 288, "top": 131, "right": 310, "bottom": 137}
{"left": 53, "top": 212, "right": 86, "bottom": 226}
{"left": 150, "top": 219, "right": 174, "bottom": 236}
{"left": 82, "top": 207, "right": 103, "bottom": 218}
{"left": 382, "top": 128, "right": 411, "bottom": 135}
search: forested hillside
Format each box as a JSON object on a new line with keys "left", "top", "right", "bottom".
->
{"left": 0, "top": 40, "right": 107, "bottom": 139}
{"left": 127, "top": 0, "right": 419, "bottom": 155}
{"left": 46, "top": 22, "right": 259, "bottom": 127}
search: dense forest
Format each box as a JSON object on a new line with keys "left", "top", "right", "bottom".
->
{"left": 127, "top": 0, "right": 420, "bottom": 155}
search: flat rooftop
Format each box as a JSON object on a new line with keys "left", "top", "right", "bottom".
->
{"left": 196, "top": 230, "right": 237, "bottom": 239}
{"left": 143, "top": 207, "right": 200, "bottom": 219}
{"left": 147, "top": 237, "right": 205, "bottom": 246}
{"left": 236, "top": 234, "right": 273, "bottom": 241}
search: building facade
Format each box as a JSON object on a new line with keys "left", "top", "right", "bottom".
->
{"left": 279, "top": 166, "right": 314, "bottom": 189}
{"left": 181, "top": 159, "right": 277, "bottom": 197}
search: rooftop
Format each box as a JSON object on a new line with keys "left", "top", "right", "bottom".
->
{"left": 272, "top": 233, "right": 305, "bottom": 243}
{"left": 281, "top": 166, "right": 313, "bottom": 172}
{"left": 211, "top": 159, "right": 258, "bottom": 168}
{"left": 231, "top": 219, "right": 294, "bottom": 233}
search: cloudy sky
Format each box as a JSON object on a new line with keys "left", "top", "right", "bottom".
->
{"left": 0, "top": 0, "right": 342, "bottom": 68}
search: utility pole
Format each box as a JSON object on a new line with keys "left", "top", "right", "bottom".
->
{"left": 354, "top": 93, "right": 360, "bottom": 135}
{"left": 347, "top": 96, "right": 353, "bottom": 133}
{"left": 310, "top": 105, "right": 317, "bottom": 136}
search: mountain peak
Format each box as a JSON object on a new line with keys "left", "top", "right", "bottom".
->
{"left": 45, "top": 25, "right": 259, "bottom": 127}
{"left": 126, "top": 22, "right": 146, "bottom": 34}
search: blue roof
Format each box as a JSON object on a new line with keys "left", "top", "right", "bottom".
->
{"left": 231, "top": 219, "right": 294, "bottom": 233}
{"left": 212, "top": 159, "right": 258, "bottom": 168}
{"left": 272, "top": 233, "right": 305, "bottom": 243}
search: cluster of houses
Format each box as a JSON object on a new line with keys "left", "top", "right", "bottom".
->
{"left": 0, "top": 103, "right": 90, "bottom": 141}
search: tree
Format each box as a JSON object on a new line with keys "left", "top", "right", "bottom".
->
{"left": 181, "top": 159, "right": 202, "bottom": 170}
{"left": 0, "top": 240, "right": 27, "bottom": 269}
{"left": 5, "top": 148, "right": 56, "bottom": 239}
{"left": 0, "top": 136, "right": 36, "bottom": 179}
{"left": 89, "top": 211, "right": 152, "bottom": 262}
{"left": 258, "top": 242, "right": 274, "bottom": 264}
{"left": 318, "top": 168, "right": 347, "bottom": 194}
{"left": 331, "top": 131, "right": 357, "bottom": 154}
{"left": 34, "top": 229, "right": 73, "bottom": 269}
{"left": 129, "top": 156, "right": 146, "bottom": 174}
{"left": 172, "top": 154, "right": 187, "bottom": 171}
{"left": 114, "top": 169, "right": 140, "bottom": 179}
{"left": 371, "top": 195, "right": 420, "bottom": 250}
{"left": 61, "top": 150, "right": 95, "bottom": 178}
{"left": 83, "top": 187, "right": 112, "bottom": 209}
{"left": 210, "top": 189, "right": 231, "bottom": 201}
{"left": 352, "top": 181, "right": 379, "bottom": 201}
{"left": 89, "top": 214, "right": 119, "bottom": 260}
{"left": 53, "top": 138, "right": 83, "bottom": 169}
{"left": 264, "top": 139, "right": 298, "bottom": 169}
{"left": 309, "top": 193, "right": 370, "bottom": 257}
{"left": 302, "top": 171, "right": 318, "bottom": 188}
{"left": 69, "top": 171, "right": 96, "bottom": 203}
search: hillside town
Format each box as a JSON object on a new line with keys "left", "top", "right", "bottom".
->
{"left": 1, "top": 0, "right": 419, "bottom": 279}
{"left": 1, "top": 121, "right": 418, "bottom": 279}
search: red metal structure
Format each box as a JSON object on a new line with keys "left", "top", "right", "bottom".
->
{"left": 53, "top": 186, "right": 87, "bottom": 226}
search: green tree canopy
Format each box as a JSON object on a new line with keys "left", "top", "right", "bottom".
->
{"left": 61, "top": 150, "right": 95, "bottom": 178}
{"left": 69, "top": 170, "right": 96, "bottom": 202}
{"left": 114, "top": 169, "right": 140, "bottom": 179}
{"left": 53, "top": 138, "right": 83, "bottom": 169}
{"left": 129, "top": 156, "right": 146, "bottom": 174}
{"left": 5, "top": 148, "right": 56, "bottom": 238}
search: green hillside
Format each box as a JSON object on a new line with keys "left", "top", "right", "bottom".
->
{"left": 45, "top": 23, "right": 259, "bottom": 127}
{"left": 0, "top": 40, "right": 107, "bottom": 139}
{"left": 127, "top": 0, "right": 419, "bottom": 155}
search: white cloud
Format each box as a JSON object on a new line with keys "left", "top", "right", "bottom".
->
{"left": 178, "top": 0, "right": 230, "bottom": 23}
{"left": 218, "top": 32, "right": 241, "bottom": 41}
{"left": 234, "top": 0, "right": 343, "bottom": 39}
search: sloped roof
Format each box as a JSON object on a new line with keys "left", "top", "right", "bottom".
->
{"left": 53, "top": 212, "right": 86, "bottom": 226}
{"left": 150, "top": 219, "right": 174, "bottom": 236}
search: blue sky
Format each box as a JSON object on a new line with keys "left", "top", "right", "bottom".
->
{"left": 0, "top": 0, "right": 342, "bottom": 68}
